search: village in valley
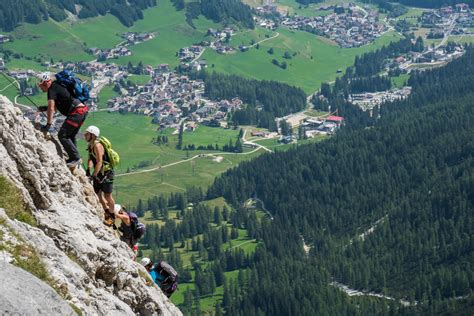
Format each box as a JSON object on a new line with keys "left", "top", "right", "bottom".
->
{"left": 2, "top": 2, "right": 472, "bottom": 147}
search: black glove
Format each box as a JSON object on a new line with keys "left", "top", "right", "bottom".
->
{"left": 40, "top": 123, "right": 53, "bottom": 133}
{"left": 85, "top": 168, "right": 91, "bottom": 177}
{"left": 38, "top": 106, "right": 48, "bottom": 112}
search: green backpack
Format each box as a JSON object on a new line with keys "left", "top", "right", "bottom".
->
{"left": 99, "top": 136, "right": 120, "bottom": 170}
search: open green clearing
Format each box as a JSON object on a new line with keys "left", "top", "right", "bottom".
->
{"left": 397, "top": 7, "right": 426, "bottom": 21}
{"left": 0, "top": 75, "right": 20, "bottom": 102}
{"left": 3, "top": 0, "right": 219, "bottom": 68}
{"left": 4, "top": 58, "right": 46, "bottom": 71}
{"left": 79, "top": 112, "right": 243, "bottom": 172}
{"left": 96, "top": 85, "right": 120, "bottom": 109}
{"left": 114, "top": 148, "right": 263, "bottom": 205}
{"left": 448, "top": 35, "right": 474, "bottom": 45}
{"left": 127, "top": 74, "right": 152, "bottom": 86}
{"left": 255, "top": 135, "right": 326, "bottom": 151}
{"left": 77, "top": 112, "right": 266, "bottom": 204}
{"left": 203, "top": 29, "right": 403, "bottom": 93}
{"left": 183, "top": 125, "right": 239, "bottom": 148}
{"left": 230, "top": 28, "right": 275, "bottom": 47}
{"left": 392, "top": 73, "right": 410, "bottom": 88}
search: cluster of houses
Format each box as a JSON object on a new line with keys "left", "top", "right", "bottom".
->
{"left": 300, "top": 115, "right": 345, "bottom": 139}
{"left": 349, "top": 87, "right": 412, "bottom": 111}
{"left": 121, "top": 32, "right": 155, "bottom": 44}
{"left": 87, "top": 32, "right": 155, "bottom": 60}
{"left": 105, "top": 70, "right": 244, "bottom": 129}
{"left": 421, "top": 4, "right": 473, "bottom": 38}
{"left": 281, "top": 6, "right": 386, "bottom": 48}
{"left": 206, "top": 28, "right": 237, "bottom": 54}
{"left": 88, "top": 46, "right": 131, "bottom": 60}
{"left": 177, "top": 46, "right": 204, "bottom": 62}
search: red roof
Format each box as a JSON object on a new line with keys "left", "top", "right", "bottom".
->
{"left": 327, "top": 115, "right": 344, "bottom": 122}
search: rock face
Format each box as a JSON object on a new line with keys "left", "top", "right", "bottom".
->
{"left": 0, "top": 96, "right": 182, "bottom": 316}
{"left": 0, "top": 260, "right": 76, "bottom": 315}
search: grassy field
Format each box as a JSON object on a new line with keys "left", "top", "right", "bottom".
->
{"left": 4, "top": 58, "right": 46, "bottom": 71}
{"left": 397, "top": 7, "right": 426, "bottom": 21}
{"left": 114, "top": 148, "right": 264, "bottom": 204}
{"left": 0, "top": 74, "right": 20, "bottom": 102}
{"left": 114, "top": 2, "right": 220, "bottom": 67}
{"left": 203, "top": 28, "right": 403, "bottom": 93}
{"left": 78, "top": 112, "right": 162, "bottom": 171}
{"left": 96, "top": 85, "right": 120, "bottom": 109}
{"left": 77, "top": 112, "right": 266, "bottom": 204}
{"left": 183, "top": 126, "right": 240, "bottom": 148}
{"left": 256, "top": 135, "right": 326, "bottom": 151}
{"left": 230, "top": 28, "right": 275, "bottom": 47}
{"left": 127, "top": 74, "right": 152, "bottom": 86}
{"left": 392, "top": 73, "right": 410, "bottom": 88}
{"left": 3, "top": 19, "right": 91, "bottom": 62}
{"left": 3, "top": 0, "right": 218, "bottom": 68}
{"left": 276, "top": 0, "right": 338, "bottom": 17}
{"left": 448, "top": 34, "right": 474, "bottom": 44}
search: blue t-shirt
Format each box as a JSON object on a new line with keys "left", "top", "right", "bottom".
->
{"left": 150, "top": 268, "right": 166, "bottom": 286}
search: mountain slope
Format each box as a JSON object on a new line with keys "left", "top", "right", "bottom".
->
{"left": 0, "top": 0, "right": 157, "bottom": 31}
{"left": 207, "top": 47, "right": 474, "bottom": 314}
{"left": 0, "top": 96, "right": 181, "bottom": 315}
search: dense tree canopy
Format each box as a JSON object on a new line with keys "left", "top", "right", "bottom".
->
{"left": 0, "top": 0, "right": 156, "bottom": 31}
{"left": 184, "top": 0, "right": 254, "bottom": 29}
{"left": 195, "top": 71, "right": 306, "bottom": 128}
{"left": 362, "top": 0, "right": 474, "bottom": 8}
{"left": 207, "top": 47, "right": 474, "bottom": 314}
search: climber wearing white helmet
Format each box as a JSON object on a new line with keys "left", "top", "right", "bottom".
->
{"left": 140, "top": 257, "right": 179, "bottom": 297}
{"left": 37, "top": 71, "right": 89, "bottom": 168}
{"left": 84, "top": 125, "right": 116, "bottom": 226}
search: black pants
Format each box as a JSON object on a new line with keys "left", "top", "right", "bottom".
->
{"left": 58, "top": 106, "right": 88, "bottom": 162}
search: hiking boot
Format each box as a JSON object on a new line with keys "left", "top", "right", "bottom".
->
{"left": 103, "top": 211, "right": 115, "bottom": 227}
{"left": 66, "top": 159, "right": 81, "bottom": 168}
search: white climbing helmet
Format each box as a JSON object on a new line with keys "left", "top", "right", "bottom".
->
{"left": 114, "top": 204, "right": 122, "bottom": 214}
{"left": 38, "top": 72, "right": 52, "bottom": 84}
{"left": 85, "top": 125, "right": 100, "bottom": 138}
{"left": 140, "top": 257, "right": 152, "bottom": 267}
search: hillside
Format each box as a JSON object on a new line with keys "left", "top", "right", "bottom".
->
{"left": 0, "top": 0, "right": 157, "bottom": 31}
{"left": 0, "top": 96, "right": 181, "bottom": 315}
{"left": 206, "top": 47, "right": 474, "bottom": 314}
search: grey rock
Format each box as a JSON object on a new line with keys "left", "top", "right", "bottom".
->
{"left": 0, "top": 96, "right": 182, "bottom": 315}
{"left": 0, "top": 261, "right": 76, "bottom": 315}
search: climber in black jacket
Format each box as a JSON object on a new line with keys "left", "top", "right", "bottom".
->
{"left": 37, "top": 72, "right": 89, "bottom": 168}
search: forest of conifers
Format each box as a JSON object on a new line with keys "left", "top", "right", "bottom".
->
{"left": 0, "top": 0, "right": 157, "bottom": 30}
{"left": 298, "top": 0, "right": 474, "bottom": 7}
{"left": 205, "top": 47, "right": 474, "bottom": 315}
{"left": 195, "top": 71, "right": 307, "bottom": 130}
{"left": 0, "top": 0, "right": 254, "bottom": 31}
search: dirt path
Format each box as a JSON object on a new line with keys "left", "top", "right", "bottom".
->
{"left": 116, "top": 146, "right": 265, "bottom": 178}
{"left": 248, "top": 32, "right": 280, "bottom": 48}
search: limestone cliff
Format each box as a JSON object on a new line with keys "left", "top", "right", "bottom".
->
{"left": 0, "top": 96, "right": 182, "bottom": 316}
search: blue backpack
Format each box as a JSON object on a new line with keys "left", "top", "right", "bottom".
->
{"left": 55, "top": 70, "right": 90, "bottom": 103}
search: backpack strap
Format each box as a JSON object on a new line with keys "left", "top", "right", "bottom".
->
{"left": 88, "top": 140, "right": 108, "bottom": 175}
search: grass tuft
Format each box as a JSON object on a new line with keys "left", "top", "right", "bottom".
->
{"left": 0, "top": 176, "right": 37, "bottom": 226}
